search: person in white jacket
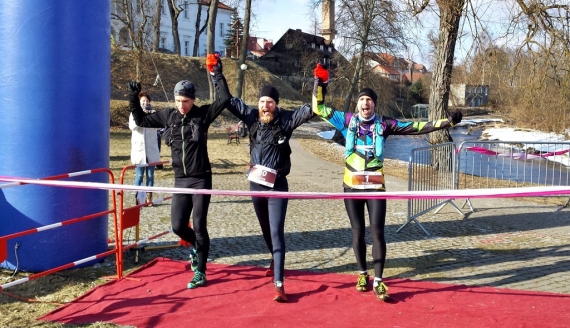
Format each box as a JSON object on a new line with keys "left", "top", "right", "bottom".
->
{"left": 129, "top": 92, "right": 161, "bottom": 205}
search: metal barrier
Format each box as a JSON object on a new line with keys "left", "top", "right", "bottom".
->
{"left": 0, "top": 168, "right": 118, "bottom": 290}
{"left": 401, "top": 140, "right": 570, "bottom": 236}
{"left": 456, "top": 140, "right": 570, "bottom": 208}
{"left": 399, "top": 142, "right": 464, "bottom": 235}
{"left": 117, "top": 160, "right": 176, "bottom": 274}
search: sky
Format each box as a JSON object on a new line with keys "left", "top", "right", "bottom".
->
{"left": 238, "top": 0, "right": 525, "bottom": 70}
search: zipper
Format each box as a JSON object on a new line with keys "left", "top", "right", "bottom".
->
{"left": 181, "top": 115, "right": 187, "bottom": 175}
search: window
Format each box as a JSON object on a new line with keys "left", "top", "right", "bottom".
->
{"left": 320, "top": 45, "right": 324, "bottom": 50}
{"left": 183, "top": 1, "right": 189, "bottom": 19}
{"left": 219, "top": 23, "right": 224, "bottom": 37}
{"left": 161, "top": 0, "right": 166, "bottom": 14}
{"left": 184, "top": 41, "right": 190, "bottom": 56}
{"left": 161, "top": 37, "right": 166, "bottom": 49}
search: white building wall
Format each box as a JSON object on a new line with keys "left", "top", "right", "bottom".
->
{"left": 111, "top": 0, "right": 232, "bottom": 57}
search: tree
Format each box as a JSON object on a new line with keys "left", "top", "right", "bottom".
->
{"left": 235, "top": 0, "right": 252, "bottom": 98}
{"left": 314, "top": 0, "right": 407, "bottom": 111}
{"left": 193, "top": 1, "right": 210, "bottom": 56}
{"left": 112, "top": 0, "right": 154, "bottom": 80}
{"left": 408, "top": 0, "right": 570, "bottom": 143}
{"left": 224, "top": 10, "right": 243, "bottom": 58}
{"left": 166, "top": 0, "right": 183, "bottom": 55}
{"left": 151, "top": 0, "right": 162, "bottom": 52}
{"left": 207, "top": 0, "right": 220, "bottom": 101}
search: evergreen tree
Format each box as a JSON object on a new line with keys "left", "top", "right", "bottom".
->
{"left": 224, "top": 10, "right": 243, "bottom": 58}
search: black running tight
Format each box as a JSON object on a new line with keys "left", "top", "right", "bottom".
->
{"left": 170, "top": 174, "right": 212, "bottom": 273}
{"left": 343, "top": 188, "right": 387, "bottom": 279}
{"left": 250, "top": 177, "right": 288, "bottom": 282}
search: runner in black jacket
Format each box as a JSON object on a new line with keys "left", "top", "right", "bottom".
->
{"left": 224, "top": 83, "right": 313, "bottom": 303}
{"left": 128, "top": 54, "right": 229, "bottom": 290}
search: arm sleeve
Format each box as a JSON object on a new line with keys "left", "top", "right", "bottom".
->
{"left": 128, "top": 113, "right": 141, "bottom": 131}
{"left": 130, "top": 95, "right": 167, "bottom": 128}
{"left": 226, "top": 97, "right": 250, "bottom": 121}
{"left": 204, "top": 70, "right": 232, "bottom": 125}
{"left": 290, "top": 104, "right": 314, "bottom": 129}
{"left": 384, "top": 117, "right": 453, "bottom": 135}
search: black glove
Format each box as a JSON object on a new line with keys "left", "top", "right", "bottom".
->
{"left": 448, "top": 110, "right": 462, "bottom": 126}
{"left": 128, "top": 81, "right": 141, "bottom": 96}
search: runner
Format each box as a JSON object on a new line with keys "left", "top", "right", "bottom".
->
{"left": 312, "top": 63, "right": 462, "bottom": 301}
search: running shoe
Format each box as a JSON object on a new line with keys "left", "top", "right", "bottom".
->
{"left": 187, "top": 270, "right": 206, "bottom": 289}
{"left": 188, "top": 247, "right": 198, "bottom": 272}
{"left": 356, "top": 273, "right": 369, "bottom": 292}
{"left": 265, "top": 259, "right": 274, "bottom": 277}
{"left": 273, "top": 282, "right": 287, "bottom": 302}
{"left": 373, "top": 281, "right": 390, "bottom": 301}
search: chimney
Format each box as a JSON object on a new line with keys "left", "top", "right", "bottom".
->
{"left": 321, "top": 0, "right": 335, "bottom": 45}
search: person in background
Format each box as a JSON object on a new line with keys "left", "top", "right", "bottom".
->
{"left": 129, "top": 92, "right": 160, "bottom": 206}
{"left": 223, "top": 81, "right": 314, "bottom": 303}
{"left": 312, "top": 63, "right": 462, "bottom": 302}
{"left": 128, "top": 53, "right": 229, "bottom": 290}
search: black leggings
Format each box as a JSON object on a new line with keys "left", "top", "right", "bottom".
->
{"left": 250, "top": 177, "right": 288, "bottom": 282}
{"left": 171, "top": 174, "right": 212, "bottom": 273}
{"left": 344, "top": 188, "right": 387, "bottom": 279}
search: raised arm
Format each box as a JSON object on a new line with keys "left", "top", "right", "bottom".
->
{"left": 204, "top": 53, "right": 231, "bottom": 125}
{"left": 128, "top": 82, "right": 167, "bottom": 128}
{"left": 385, "top": 111, "right": 462, "bottom": 135}
{"left": 312, "top": 63, "right": 349, "bottom": 134}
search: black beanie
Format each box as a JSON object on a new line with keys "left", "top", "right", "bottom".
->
{"left": 357, "top": 88, "right": 377, "bottom": 106}
{"left": 174, "top": 80, "right": 196, "bottom": 99}
{"left": 259, "top": 85, "right": 279, "bottom": 104}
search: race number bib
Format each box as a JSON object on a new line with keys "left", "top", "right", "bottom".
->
{"left": 247, "top": 165, "right": 277, "bottom": 188}
{"left": 350, "top": 171, "right": 384, "bottom": 189}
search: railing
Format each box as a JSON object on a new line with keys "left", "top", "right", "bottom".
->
{"left": 400, "top": 142, "right": 463, "bottom": 235}
{"left": 0, "top": 168, "right": 118, "bottom": 290}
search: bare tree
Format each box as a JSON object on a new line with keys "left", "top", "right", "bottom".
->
{"left": 166, "top": 0, "right": 183, "bottom": 55}
{"left": 193, "top": 1, "right": 210, "bottom": 56}
{"left": 151, "top": 0, "right": 162, "bottom": 51}
{"left": 315, "top": 0, "right": 407, "bottom": 111}
{"left": 205, "top": 0, "right": 220, "bottom": 101}
{"left": 112, "top": 0, "right": 153, "bottom": 80}
{"left": 235, "top": 0, "right": 252, "bottom": 98}
{"left": 408, "top": 0, "right": 570, "bottom": 144}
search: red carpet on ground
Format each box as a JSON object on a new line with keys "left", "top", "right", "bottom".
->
{"left": 40, "top": 258, "right": 570, "bottom": 327}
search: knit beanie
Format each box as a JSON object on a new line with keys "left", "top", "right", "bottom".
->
{"left": 357, "top": 88, "right": 378, "bottom": 106}
{"left": 174, "top": 80, "right": 196, "bottom": 99}
{"left": 259, "top": 85, "right": 280, "bottom": 105}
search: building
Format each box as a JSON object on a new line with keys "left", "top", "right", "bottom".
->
{"left": 111, "top": 0, "right": 233, "bottom": 57}
{"left": 364, "top": 52, "right": 428, "bottom": 84}
{"left": 256, "top": 29, "right": 337, "bottom": 76}
{"left": 449, "top": 84, "right": 489, "bottom": 107}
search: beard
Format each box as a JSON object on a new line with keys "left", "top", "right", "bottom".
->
{"left": 258, "top": 110, "right": 274, "bottom": 124}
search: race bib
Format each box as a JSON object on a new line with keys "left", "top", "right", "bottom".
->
{"left": 350, "top": 171, "right": 384, "bottom": 189}
{"left": 247, "top": 165, "right": 277, "bottom": 188}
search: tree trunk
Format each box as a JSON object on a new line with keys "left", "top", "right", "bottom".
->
{"left": 235, "top": 0, "right": 252, "bottom": 99}
{"left": 207, "top": 0, "right": 219, "bottom": 101}
{"left": 428, "top": 0, "right": 465, "bottom": 169}
{"left": 429, "top": 0, "right": 464, "bottom": 143}
{"left": 152, "top": 0, "right": 161, "bottom": 52}
{"left": 193, "top": 2, "right": 208, "bottom": 56}
{"left": 167, "top": 0, "right": 181, "bottom": 55}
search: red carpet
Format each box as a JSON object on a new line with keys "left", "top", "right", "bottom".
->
{"left": 40, "top": 258, "right": 570, "bottom": 328}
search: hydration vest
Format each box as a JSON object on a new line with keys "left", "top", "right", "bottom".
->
{"left": 345, "top": 115, "right": 384, "bottom": 161}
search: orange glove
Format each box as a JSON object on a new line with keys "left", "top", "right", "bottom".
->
{"left": 206, "top": 53, "right": 221, "bottom": 74}
{"left": 314, "top": 63, "right": 329, "bottom": 83}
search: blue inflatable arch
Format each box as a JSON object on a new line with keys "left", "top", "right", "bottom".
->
{"left": 0, "top": 1, "right": 110, "bottom": 271}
